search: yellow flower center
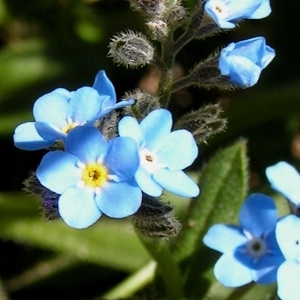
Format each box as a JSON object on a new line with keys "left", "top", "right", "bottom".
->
{"left": 61, "top": 122, "right": 79, "bottom": 134}
{"left": 81, "top": 163, "right": 108, "bottom": 188}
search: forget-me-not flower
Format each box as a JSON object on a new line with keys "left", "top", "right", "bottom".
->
{"left": 276, "top": 215, "right": 300, "bottom": 300}
{"left": 219, "top": 36, "right": 275, "bottom": 88}
{"left": 204, "top": 0, "right": 271, "bottom": 29}
{"left": 203, "top": 193, "right": 284, "bottom": 287}
{"left": 13, "top": 70, "right": 134, "bottom": 150}
{"left": 266, "top": 161, "right": 300, "bottom": 207}
{"left": 118, "top": 108, "right": 200, "bottom": 198}
{"left": 36, "top": 126, "right": 141, "bottom": 229}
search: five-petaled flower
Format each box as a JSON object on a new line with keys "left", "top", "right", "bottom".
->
{"left": 118, "top": 108, "right": 200, "bottom": 198}
{"left": 36, "top": 126, "right": 142, "bottom": 229}
{"left": 276, "top": 215, "right": 300, "bottom": 300}
{"left": 13, "top": 70, "right": 134, "bottom": 150}
{"left": 204, "top": 0, "right": 271, "bottom": 29}
{"left": 218, "top": 36, "right": 275, "bottom": 88}
{"left": 203, "top": 193, "right": 284, "bottom": 287}
{"left": 266, "top": 161, "right": 300, "bottom": 207}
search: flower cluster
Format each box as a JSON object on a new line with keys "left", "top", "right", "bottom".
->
{"left": 13, "top": 70, "right": 200, "bottom": 229}
{"left": 203, "top": 193, "right": 284, "bottom": 287}
{"left": 204, "top": 161, "right": 300, "bottom": 300}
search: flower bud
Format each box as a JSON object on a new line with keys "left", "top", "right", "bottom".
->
{"left": 219, "top": 36, "right": 275, "bottom": 88}
{"left": 146, "top": 19, "right": 169, "bottom": 40}
{"left": 132, "top": 194, "right": 182, "bottom": 238}
{"left": 123, "top": 89, "right": 160, "bottom": 119}
{"left": 108, "top": 31, "right": 155, "bottom": 68}
{"left": 175, "top": 103, "right": 227, "bottom": 144}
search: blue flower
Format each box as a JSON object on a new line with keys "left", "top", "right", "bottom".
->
{"left": 204, "top": 0, "right": 271, "bottom": 29}
{"left": 276, "top": 215, "right": 300, "bottom": 300}
{"left": 118, "top": 108, "right": 200, "bottom": 198}
{"left": 13, "top": 70, "right": 134, "bottom": 150}
{"left": 266, "top": 161, "right": 300, "bottom": 207}
{"left": 219, "top": 36, "right": 275, "bottom": 88}
{"left": 203, "top": 194, "right": 284, "bottom": 287}
{"left": 36, "top": 126, "right": 141, "bottom": 229}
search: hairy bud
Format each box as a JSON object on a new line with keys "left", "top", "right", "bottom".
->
{"left": 175, "top": 103, "right": 227, "bottom": 144}
{"left": 132, "top": 194, "right": 182, "bottom": 239}
{"left": 146, "top": 19, "right": 169, "bottom": 40}
{"left": 129, "top": 0, "right": 167, "bottom": 17}
{"left": 108, "top": 31, "right": 154, "bottom": 68}
{"left": 123, "top": 89, "right": 161, "bottom": 119}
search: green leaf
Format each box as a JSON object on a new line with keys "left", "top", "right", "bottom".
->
{"left": 171, "top": 140, "right": 249, "bottom": 298}
{"left": 0, "top": 193, "right": 151, "bottom": 273}
{"left": 173, "top": 140, "right": 248, "bottom": 261}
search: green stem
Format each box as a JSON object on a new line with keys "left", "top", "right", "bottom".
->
{"left": 138, "top": 234, "right": 184, "bottom": 300}
{"left": 157, "top": 32, "right": 175, "bottom": 108}
{"left": 171, "top": 73, "right": 194, "bottom": 93}
{"left": 101, "top": 261, "right": 157, "bottom": 299}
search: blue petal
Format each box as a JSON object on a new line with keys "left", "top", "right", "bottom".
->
{"left": 266, "top": 161, "right": 300, "bottom": 206}
{"left": 95, "top": 179, "right": 142, "bottom": 218}
{"left": 134, "top": 167, "right": 163, "bottom": 197}
{"left": 13, "top": 122, "right": 53, "bottom": 150}
{"left": 214, "top": 251, "right": 253, "bottom": 287}
{"left": 250, "top": 253, "right": 284, "bottom": 284}
{"left": 140, "top": 109, "right": 172, "bottom": 150}
{"left": 155, "top": 130, "right": 198, "bottom": 170}
{"left": 33, "top": 89, "right": 72, "bottom": 128}
{"left": 97, "top": 98, "right": 135, "bottom": 119}
{"left": 36, "top": 151, "right": 81, "bottom": 194}
{"left": 92, "top": 70, "right": 116, "bottom": 101}
{"left": 65, "top": 126, "right": 107, "bottom": 164}
{"left": 69, "top": 87, "right": 101, "bottom": 123}
{"left": 204, "top": 0, "right": 271, "bottom": 29}
{"left": 35, "top": 122, "right": 64, "bottom": 142}
{"left": 277, "top": 260, "right": 300, "bottom": 300}
{"left": 152, "top": 169, "right": 200, "bottom": 197}
{"left": 58, "top": 186, "right": 102, "bottom": 228}
{"left": 276, "top": 214, "right": 300, "bottom": 261}
{"left": 239, "top": 193, "right": 277, "bottom": 236}
{"left": 104, "top": 137, "right": 139, "bottom": 181}
{"left": 250, "top": 0, "right": 271, "bottom": 19}
{"left": 203, "top": 224, "right": 247, "bottom": 253}
{"left": 223, "top": 55, "right": 261, "bottom": 87}
{"left": 118, "top": 116, "right": 145, "bottom": 147}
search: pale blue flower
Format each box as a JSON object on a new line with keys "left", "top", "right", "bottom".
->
{"left": 204, "top": 0, "right": 271, "bottom": 29}
{"left": 203, "top": 194, "right": 284, "bottom": 287}
{"left": 118, "top": 108, "right": 200, "bottom": 198}
{"left": 276, "top": 215, "right": 300, "bottom": 300}
{"left": 219, "top": 36, "right": 275, "bottom": 88}
{"left": 266, "top": 161, "right": 300, "bottom": 207}
{"left": 36, "top": 126, "right": 141, "bottom": 229}
{"left": 13, "top": 70, "right": 134, "bottom": 150}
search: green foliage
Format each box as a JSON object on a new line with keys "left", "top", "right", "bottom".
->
{"left": 0, "top": 0, "right": 299, "bottom": 299}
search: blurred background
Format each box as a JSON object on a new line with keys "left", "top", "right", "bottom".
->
{"left": 0, "top": 0, "right": 299, "bottom": 299}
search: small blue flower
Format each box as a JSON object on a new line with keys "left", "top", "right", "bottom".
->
{"left": 204, "top": 0, "right": 271, "bottom": 29}
{"left": 275, "top": 215, "right": 300, "bottom": 300}
{"left": 203, "top": 194, "right": 284, "bottom": 287}
{"left": 219, "top": 36, "right": 275, "bottom": 88}
{"left": 36, "top": 126, "right": 141, "bottom": 229}
{"left": 13, "top": 70, "right": 134, "bottom": 150}
{"left": 118, "top": 108, "right": 200, "bottom": 198}
{"left": 266, "top": 161, "right": 300, "bottom": 207}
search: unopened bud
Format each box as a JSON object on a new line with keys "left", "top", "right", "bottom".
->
{"left": 123, "top": 89, "right": 160, "bottom": 119}
{"left": 129, "top": 0, "right": 166, "bottom": 17}
{"left": 175, "top": 103, "right": 227, "bottom": 144}
{"left": 146, "top": 19, "right": 169, "bottom": 40}
{"left": 108, "top": 31, "right": 155, "bottom": 68}
{"left": 132, "top": 194, "right": 182, "bottom": 239}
